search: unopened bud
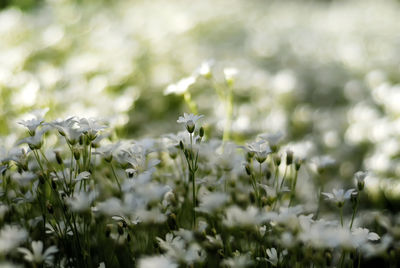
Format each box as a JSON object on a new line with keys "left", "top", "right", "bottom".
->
{"left": 105, "top": 226, "right": 111, "bottom": 237}
{"left": 47, "top": 203, "right": 54, "bottom": 214}
{"left": 117, "top": 222, "right": 124, "bottom": 235}
{"left": 357, "top": 180, "right": 364, "bottom": 191}
{"left": 73, "top": 150, "right": 80, "bottom": 161}
{"left": 104, "top": 154, "right": 113, "bottom": 163}
{"left": 351, "top": 191, "right": 358, "bottom": 207}
{"left": 79, "top": 135, "right": 84, "bottom": 146}
{"left": 295, "top": 158, "right": 302, "bottom": 171}
{"left": 179, "top": 141, "right": 184, "bottom": 151}
{"left": 184, "top": 149, "right": 190, "bottom": 160}
{"left": 199, "top": 127, "right": 205, "bottom": 138}
{"left": 245, "top": 163, "right": 251, "bottom": 176}
{"left": 286, "top": 150, "right": 293, "bottom": 166}
{"left": 266, "top": 169, "right": 271, "bottom": 180}
{"left": 55, "top": 151, "right": 63, "bottom": 165}
{"left": 167, "top": 213, "right": 177, "bottom": 230}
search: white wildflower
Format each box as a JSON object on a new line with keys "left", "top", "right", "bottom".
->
{"left": 322, "top": 188, "right": 355, "bottom": 207}
{"left": 138, "top": 255, "right": 177, "bottom": 268}
{"left": 17, "top": 241, "right": 58, "bottom": 266}
{"left": 177, "top": 113, "right": 204, "bottom": 133}
{"left": 0, "top": 225, "right": 27, "bottom": 254}
{"left": 164, "top": 76, "right": 196, "bottom": 95}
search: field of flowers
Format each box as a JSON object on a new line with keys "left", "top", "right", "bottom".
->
{"left": 1, "top": 0, "right": 400, "bottom": 267}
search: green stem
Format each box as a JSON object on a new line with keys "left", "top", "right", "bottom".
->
{"left": 340, "top": 206, "right": 344, "bottom": 227}
{"left": 110, "top": 163, "right": 122, "bottom": 191}
{"left": 339, "top": 251, "right": 346, "bottom": 268}
{"left": 192, "top": 170, "right": 196, "bottom": 228}
{"left": 349, "top": 196, "right": 359, "bottom": 230}
{"left": 314, "top": 185, "right": 323, "bottom": 220}
{"left": 279, "top": 165, "right": 288, "bottom": 189}
{"left": 289, "top": 169, "right": 299, "bottom": 207}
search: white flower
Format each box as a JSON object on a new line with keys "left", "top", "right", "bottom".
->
{"left": 164, "top": 76, "right": 196, "bottom": 95}
{"left": 222, "top": 253, "right": 253, "bottom": 268}
{"left": 18, "top": 118, "right": 44, "bottom": 136}
{"left": 352, "top": 227, "right": 380, "bottom": 247}
{"left": 0, "top": 225, "right": 27, "bottom": 254}
{"left": 223, "top": 68, "right": 238, "bottom": 85}
{"left": 266, "top": 248, "right": 287, "bottom": 266}
{"left": 247, "top": 140, "right": 272, "bottom": 163}
{"left": 224, "top": 206, "right": 267, "bottom": 227}
{"left": 322, "top": 188, "right": 355, "bottom": 207}
{"left": 354, "top": 170, "right": 368, "bottom": 191}
{"left": 17, "top": 241, "right": 58, "bottom": 265}
{"left": 177, "top": 113, "right": 204, "bottom": 133}
{"left": 95, "top": 142, "right": 120, "bottom": 162}
{"left": 96, "top": 198, "right": 125, "bottom": 216}
{"left": 156, "top": 233, "right": 205, "bottom": 264}
{"left": 78, "top": 117, "right": 106, "bottom": 140}
{"left": 18, "top": 126, "right": 50, "bottom": 150}
{"left": 73, "top": 171, "right": 91, "bottom": 182}
{"left": 138, "top": 255, "right": 177, "bottom": 268}
{"left": 313, "top": 155, "right": 336, "bottom": 173}
{"left": 259, "top": 131, "right": 284, "bottom": 149}
{"left": 195, "top": 60, "right": 213, "bottom": 78}
{"left": 66, "top": 190, "right": 97, "bottom": 212}
{"left": 18, "top": 108, "right": 49, "bottom": 135}
{"left": 50, "top": 117, "right": 82, "bottom": 145}
{"left": 196, "top": 192, "right": 229, "bottom": 214}
{"left": 12, "top": 171, "right": 36, "bottom": 186}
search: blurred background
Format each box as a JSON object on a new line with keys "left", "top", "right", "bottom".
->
{"left": 1, "top": 0, "right": 400, "bottom": 207}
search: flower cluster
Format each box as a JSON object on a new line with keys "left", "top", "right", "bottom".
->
{"left": 0, "top": 111, "right": 396, "bottom": 267}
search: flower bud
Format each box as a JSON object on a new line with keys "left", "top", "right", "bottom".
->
{"left": 266, "top": 169, "right": 271, "bottom": 180}
{"left": 286, "top": 150, "right": 293, "bottom": 166}
{"left": 184, "top": 149, "right": 190, "bottom": 160}
{"left": 105, "top": 225, "right": 111, "bottom": 238}
{"left": 261, "top": 196, "right": 268, "bottom": 206}
{"left": 199, "top": 126, "right": 205, "bottom": 138}
{"left": 79, "top": 135, "right": 84, "bottom": 146}
{"left": 117, "top": 222, "right": 124, "bottom": 235}
{"left": 167, "top": 213, "right": 177, "bottom": 230}
{"left": 273, "top": 155, "right": 281, "bottom": 166}
{"left": 73, "top": 149, "right": 80, "bottom": 161}
{"left": 186, "top": 120, "right": 195, "bottom": 133}
{"left": 357, "top": 180, "right": 364, "bottom": 191}
{"left": 47, "top": 203, "right": 54, "bottom": 214}
{"left": 245, "top": 163, "right": 251, "bottom": 176}
{"left": 55, "top": 151, "right": 63, "bottom": 165}
{"left": 295, "top": 158, "right": 302, "bottom": 171}
{"left": 179, "top": 140, "right": 184, "bottom": 151}
{"left": 351, "top": 191, "right": 358, "bottom": 207}
{"left": 104, "top": 154, "right": 113, "bottom": 163}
